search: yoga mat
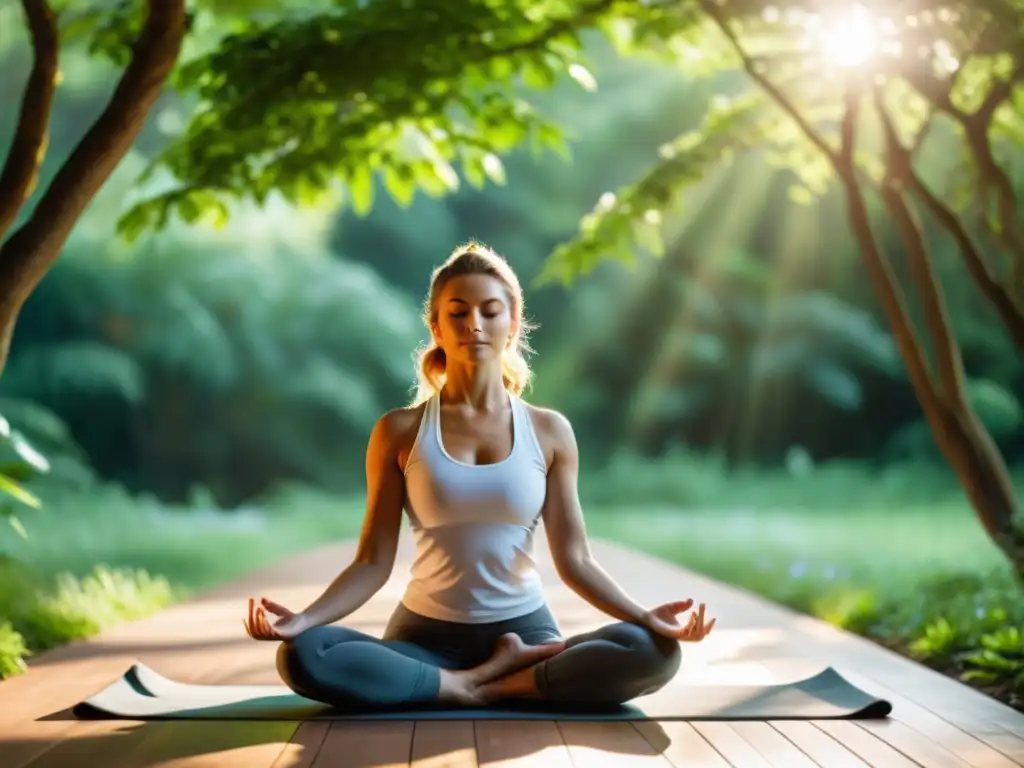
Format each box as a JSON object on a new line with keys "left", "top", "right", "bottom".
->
{"left": 73, "top": 662, "right": 892, "bottom": 721}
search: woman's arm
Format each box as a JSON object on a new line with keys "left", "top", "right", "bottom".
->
{"left": 537, "top": 409, "right": 652, "bottom": 626}
{"left": 296, "top": 410, "right": 408, "bottom": 628}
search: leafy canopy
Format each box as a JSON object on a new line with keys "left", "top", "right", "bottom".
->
{"left": 64, "top": 0, "right": 630, "bottom": 239}
{"left": 544, "top": 0, "right": 1024, "bottom": 286}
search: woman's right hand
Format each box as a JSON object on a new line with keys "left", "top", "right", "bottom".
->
{"left": 243, "top": 597, "right": 311, "bottom": 641}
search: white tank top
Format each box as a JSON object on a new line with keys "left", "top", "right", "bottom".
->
{"left": 401, "top": 391, "right": 548, "bottom": 623}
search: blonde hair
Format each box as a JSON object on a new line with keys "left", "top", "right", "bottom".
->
{"left": 411, "top": 241, "right": 536, "bottom": 405}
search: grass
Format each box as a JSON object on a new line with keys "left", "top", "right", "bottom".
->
{"left": 1, "top": 457, "right": 1022, "bottom": 709}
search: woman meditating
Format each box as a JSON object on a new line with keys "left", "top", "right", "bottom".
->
{"left": 242, "top": 242, "right": 715, "bottom": 710}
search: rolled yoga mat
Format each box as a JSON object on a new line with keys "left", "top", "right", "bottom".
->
{"left": 73, "top": 662, "right": 892, "bottom": 721}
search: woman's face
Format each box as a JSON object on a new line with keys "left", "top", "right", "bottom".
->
{"left": 432, "top": 273, "right": 514, "bottom": 365}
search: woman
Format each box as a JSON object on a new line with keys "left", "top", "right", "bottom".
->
{"left": 243, "top": 242, "right": 715, "bottom": 710}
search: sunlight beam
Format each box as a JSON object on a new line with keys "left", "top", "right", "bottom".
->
{"left": 818, "top": 5, "right": 878, "bottom": 69}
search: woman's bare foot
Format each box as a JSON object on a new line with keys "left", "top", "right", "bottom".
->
{"left": 437, "top": 633, "right": 566, "bottom": 706}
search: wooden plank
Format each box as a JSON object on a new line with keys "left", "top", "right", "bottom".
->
{"left": 474, "top": 721, "right": 574, "bottom": 768}
{"left": 632, "top": 720, "right": 731, "bottom": 767}
{"left": 311, "top": 723, "right": 413, "bottom": 767}
{"left": 410, "top": 722, "right": 478, "bottom": 768}
{"left": 557, "top": 722, "right": 673, "bottom": 767}
{"left": 23, "top": 720, "right": 300, "bottom": 768}
{"left": 769, "top": 722, "right": 869, "bottom": 768}
{"left": 840, "top": 669, "right": 1021, "bottom": 768}
{"left": 857, "top": 720, "right": 973, "bottom": 768}
{"left": 728, "top": 722, "right": 820, "bottom": 767}
{"left": 689, "top": 723, "right": 773, "bottom": 768}
{"left": 271, "top": 722, "right": 331, "bottom": 768}
{"left": 814, "top": 721, "right": 923, "bottom": 768}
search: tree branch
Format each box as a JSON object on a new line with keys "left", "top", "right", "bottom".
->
{"left": 903, "top": 165, "right": 1024, "bottom": 354}
{"left": 698, "top": 0, "right": 945, "bottom": 424}
{"left": 874, "top": 91, "right": 966, "bottom": 406}
{"left": 697, "top": 1, "right": 839, "bottom": 166}
{"left": 975, "top": 57, "right": 1024, "bottom": 125}
{"left": 906, "top": 65, "right": 1024, "bottom": 273}
{"left": 0, "top": 0, "right": 59, "bottom": 244}
{"left": 0, "top": 0, "right": 188, "bottom": 370}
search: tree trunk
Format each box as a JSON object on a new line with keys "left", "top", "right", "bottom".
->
{"left": 834, "top": 97, "right": 1024, "bottom": 580}
{"left": 0, "top": 0, "right": 188, "bottom": 373}
{"left": 700, "top": 0, "right": 1024, "bottom": 579}
{"left": 0, "top": 1, "right": 59, "bottom": 241}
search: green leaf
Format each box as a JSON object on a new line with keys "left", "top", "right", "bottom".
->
{"left": 347, "top": 164, "right": 376, "bottom": 217}
{"left": 6, "top": 514, "right": 27, "bottom": 540}
{"left": 0, "top": 463, "right": 35, "bottom": 483}
{"left": 482, "top": 153, "right": 506, "bottom": 185}
{"left": 567, "top": 62, "right": 598, "bottom": 91}
{"left": 0, "top": 473, "right": 41, "bottom": 509}
{"left": 10, "top": 433, "right": 49, "bottom": 474}
{"left": 522, "top": 56, "right": 557, "bottom": 89}
{"left": 382, "top": 165, "right": 417, "bottom": 208}
{"left": 463, "top": 153, "right": 488, "bottom": 190}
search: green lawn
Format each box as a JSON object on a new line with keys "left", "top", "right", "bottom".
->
{"left": 587, "top": 502, "right": 1005, "bottom": 591}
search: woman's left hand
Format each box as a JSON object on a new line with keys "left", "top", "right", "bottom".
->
{"left": 642, "top": 599, "right": 716, "bottom": 642}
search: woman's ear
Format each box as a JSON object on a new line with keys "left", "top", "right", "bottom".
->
{"left": 430, "top": 322, "right": 443, "bottom": 347}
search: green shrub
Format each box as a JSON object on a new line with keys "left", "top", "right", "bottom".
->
{"left": 17, "top": 566, "right": 176, "bottom": 652}
{"left": 0, "top": 558, "right": 176, "bottom": 677}
{"left": 0, "top": 622, "right": 28, "bottom": 678}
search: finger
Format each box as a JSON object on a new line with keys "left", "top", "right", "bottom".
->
{"left": 697, "top": 603, "right": 705, "bottom": 626}
{"left": 261, "top": 598, "right": 291, "bottom": 617}
{"left": 242, "top": 618, "right": 252, "bottom": 639}
{"left": 256, "top": 605, "right": 271, "bottom": 637}
{"left": 669, "top": 599, "right": 694, "bottom": 614}
{"left": 249, "top": 598, "right": 257, "bottom": 634}
{"left": 260, "top": 608, "right": 279, "bottom": 639}
{"left": 702, "top": 618, "right": 717, "bottom": 638}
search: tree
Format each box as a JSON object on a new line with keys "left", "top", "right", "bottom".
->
{"left": 545, "top": 0, "right": 1024, "bottom": 577}
{"left": 0, "top": 0, "right": 626, "bottom": 373}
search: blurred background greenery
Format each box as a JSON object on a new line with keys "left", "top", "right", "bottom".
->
{"left": 0, "top": 0, "right": 1021, "bottom": 709}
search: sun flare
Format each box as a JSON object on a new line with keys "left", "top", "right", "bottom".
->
{"left": 819, "top": 6, "right": 879, "bottom": 68}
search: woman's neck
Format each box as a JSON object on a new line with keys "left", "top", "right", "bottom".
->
{"left": 440, "top": 361, "right": 507, "bottom": 410}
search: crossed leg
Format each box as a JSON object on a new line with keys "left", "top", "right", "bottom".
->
{"left": 276, "top": 625, "right": 565, "bottom": 708}
{"left": 277, "top": 620, "right": 680, "bottom": 710}
{"left": 474, "top": 620, "right": 682, "bottom": 706}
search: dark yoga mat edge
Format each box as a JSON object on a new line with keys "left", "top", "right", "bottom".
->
{"left": 72, "top": 661, "right": 893, "bottom": 722}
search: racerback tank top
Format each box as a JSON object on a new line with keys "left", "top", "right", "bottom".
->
{"left": 401, "top": 391, "right": 549, "bottom": 623}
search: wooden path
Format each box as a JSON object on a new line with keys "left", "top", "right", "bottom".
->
{"left": 1, "top": 534, "right": 1022, "bottom": 767}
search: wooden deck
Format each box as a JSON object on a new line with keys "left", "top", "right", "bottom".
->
{"left": 1, "top": 534, "right": 1022, "bottom": 767}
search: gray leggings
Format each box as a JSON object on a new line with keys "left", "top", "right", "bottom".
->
{"left": 276, "top": 602, "right": 681, "bottom": 709}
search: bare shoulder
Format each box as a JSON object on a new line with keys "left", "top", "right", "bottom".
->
{"left": 378, "top": 403, "right": 425, "bottom": 438}
{"left": 373, "top": 403, "right": 427, "bottom": 468}
{"left": 522, "top": 401, "right": 578, "bottom": 467}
